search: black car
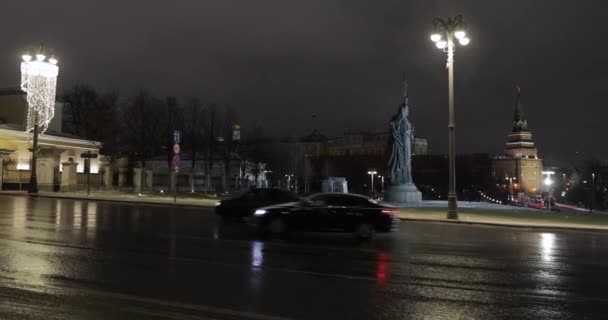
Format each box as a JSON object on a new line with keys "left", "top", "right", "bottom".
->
{"left": 215, "top": 188, "right": 299, "bottom": 219}
{"left": 249, "top": 193, "right": 399, "bottom": 239}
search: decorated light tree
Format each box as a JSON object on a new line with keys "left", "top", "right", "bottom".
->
{"left": 20, "top": 47, "right": 59, "bottom": 193}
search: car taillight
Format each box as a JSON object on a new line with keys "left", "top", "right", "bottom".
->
{"left": 381, "top": 209, "right": 397, "bottom": 215}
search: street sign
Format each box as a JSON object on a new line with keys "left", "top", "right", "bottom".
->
{"left": 172, "top": 154, "right": 180, "bottom": 172}
{"left": 173, "top": 143, "right": 180, "bottom": 154}
{"left": 81, "top": 152, "right": 98, "bottom": 159}
{"left": 173, "top": 130, "right": 181, "bottom": 144}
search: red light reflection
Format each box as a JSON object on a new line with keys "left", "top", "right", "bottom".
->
{"left": 376, "top": 252, "right": 389, "bottom": 283}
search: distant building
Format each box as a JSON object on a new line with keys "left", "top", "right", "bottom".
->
{"left": 326, "top": 132, "right": 428, "bottom": 157}
{"left": 492, "top": 86, "right": 543, "bottom": 194}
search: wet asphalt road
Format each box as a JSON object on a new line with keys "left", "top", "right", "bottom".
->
{"left": 1, "top": 195, "right": 608, "bottom": 319}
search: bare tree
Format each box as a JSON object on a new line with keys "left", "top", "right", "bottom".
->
{"left": 96, "top": 91, "right": 123, "bottom": 161}
{"left": 184, "top": 98, "right": 203, "bottom": 192}
{"left": 241, "top": 125, "right": 268, "bottom": 188}
{"left": 200, "top": 104, "right": 220, "bottom": 193}
{"left": 122, "top": 90, "right": 163, "bottom": 192}
{"left": 62, "top": 85, "right": 99, "bottom": 137}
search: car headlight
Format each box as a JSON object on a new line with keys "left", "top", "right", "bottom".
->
{"left": 254, "top": 209, "right": 267, "bottom": 216}
{"left": 215, "top": 201, "right": 221, "bottom": 206}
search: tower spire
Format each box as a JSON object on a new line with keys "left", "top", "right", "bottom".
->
{"left": 512, "top": 84, "right": 528, "bottom": 132}
{"left": 504, "top": 84, "right": 537, "bottom": 158}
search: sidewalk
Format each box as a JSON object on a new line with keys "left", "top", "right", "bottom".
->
{"left": 2, "top": 191, "right": 607, "bottom": 232}
{"left": 397, "top": 210, "right": 608, "bottom": 232}
{"left": 0, "top": 190, "right": 220, "bottom": 208}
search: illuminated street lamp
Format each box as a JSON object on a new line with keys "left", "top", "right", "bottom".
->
{"left": 367, "top": 170, "right": 377, "bottom": 198}
{"left": 543, "top": 171, "right": 555, "bottom": 211}
{"left": 506, "top": 176, "right": 517, "bottom": 202}
{"left": 378, "top": 175, "right": 385, "bottom": 197}
{"left": 20, "top": 46, "right": 59, "bottom": 193}
{"left": 430, "top": 15, "right": 470, "bottom": 220}
{"left": 285, "top": 174, "right": 293, "bottom": 191}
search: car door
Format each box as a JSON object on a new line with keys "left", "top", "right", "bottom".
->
{"left": 304, "top": 195, "right": 334, "bottom": 231}
{"left": 289, "top": 200, "right": 325, "bottom": 231}
{"left": 329, "top": 195, "right": 363, "bottom": 230}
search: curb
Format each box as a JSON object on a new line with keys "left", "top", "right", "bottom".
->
{"left": 398, "top": 216, "right": 608, "bottom": 233}
{"left": 1, "top": 192, "right": 216, "bottom": 210}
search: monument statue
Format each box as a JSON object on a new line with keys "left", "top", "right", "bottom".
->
{"left": 388, "top": 81, "right": 413, "bottom": 185}
{"left": 385, "top": 80, "right": 421, "bottom": 203}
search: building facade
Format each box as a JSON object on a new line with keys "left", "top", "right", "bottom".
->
{"left": 492, "top": 86, "right": 543, "bottom": 195}
{"left": 0, "top": 88, "right": 102, "bottom": 191}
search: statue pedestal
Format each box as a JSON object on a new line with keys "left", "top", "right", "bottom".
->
{"left": 385, "top": 183, "right": 421, "bottom": 203}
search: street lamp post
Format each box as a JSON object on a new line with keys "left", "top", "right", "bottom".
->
{"left": 507, "top": 176, "right": 516, "bottom": 203}
{"left": 543, "top": 171, "right": 555, "bottom": 211}
{"left": 367, "top": 171, "right": 377, "bottom": 198}
{"left": 285, "top": 174, "right": 293, "bottom": 191}
{"left": 20, "top": 47, "right": 59, "bottom": 194}
{"left": 591, "top": 173, "right": 596, "bottom": 213}
{"left": 430, "top": 15, "right": 470, "bottom": 220}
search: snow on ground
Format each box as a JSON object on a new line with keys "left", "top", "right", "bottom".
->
{"left": 381, "top": 200, "right": 536, "bottom": 211}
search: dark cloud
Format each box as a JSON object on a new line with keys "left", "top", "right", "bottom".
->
{"left": 1, "top": 0, "right": 607, "bottom": 164}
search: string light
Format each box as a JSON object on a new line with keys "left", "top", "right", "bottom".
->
{"left": 20, "top": 49, "right": 59, "bottom": 134}
{"left": 479, "top": 191, "right": 503, "bottom": 205}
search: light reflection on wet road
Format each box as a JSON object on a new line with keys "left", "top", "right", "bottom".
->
{"left": 1, "top": 194, "right": 608, "bottom": 319}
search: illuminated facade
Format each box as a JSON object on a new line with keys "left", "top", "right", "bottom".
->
{"left": 0, "top": 89, "right": 101, "bottom": 191}
{"left": 326, "top": 132, "right": 428, "bottom": 157}
{"left": 492, "top": 86, "right": 543, "bottom": 194}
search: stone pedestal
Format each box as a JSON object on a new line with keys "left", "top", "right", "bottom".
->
{"left": 118, "top": 168, "right": 127, "bottom": 187}
{"left": 385, "top": 183, "right": 422, "bottom": 203}
{"left": 133, "top": 168, "right": 143, "bottom": 193}
{"left": 103, "top": 165, "right": 113, "bottom": 189}
{"left": 37, "top": 148, "right": 64, "bottom": 192}
{"left": 61, "top": 162, "right": 78, "bottom": 192}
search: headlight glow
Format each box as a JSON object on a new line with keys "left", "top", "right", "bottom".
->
{"left": 254, "top": 209, "right": 267, "bottom": 215}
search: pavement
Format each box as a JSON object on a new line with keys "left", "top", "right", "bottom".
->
{"left": 0, "top": 190, "right": 221, "bottom": 207}
{"left": 1, "top": 194, "right": 608, "bottom": 319}
{"left": 2, "top": 190, "right": 606, "bottom": 232}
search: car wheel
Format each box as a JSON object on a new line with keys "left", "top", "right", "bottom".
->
{"left": 354, "top": 222, "right": 375, "bottom": 241}
{"left": 268, "top": 217, "right": 287, "bottom": 235}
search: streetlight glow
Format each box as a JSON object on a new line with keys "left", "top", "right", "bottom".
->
{"left": 454, "top": 30, "right": 466, "bottom": 39}
{"left": 459, "top": 37, "right": 470, "bottom": 46}
{"left": 36, "top": 53, "right": 46, "bottom": 61}
{"left": 430, "top": 34, "right": 442, "bottom": 42}
{"left": 49, "top": 57, "right": 58, "bottom": 65}
{"left": 436, "top": 40, "right": 447, "bottom": 49}
{"left": 22, "top": 54, "right": 32, "bottom": 62}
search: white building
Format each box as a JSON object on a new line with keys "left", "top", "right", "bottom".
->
{"left": 0, "top": 88, "right": 102, "bottom": 191}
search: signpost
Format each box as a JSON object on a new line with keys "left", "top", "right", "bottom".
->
{"left": 81, "top": 151, "right": 98, "bottom": 195}
{"left": 172, "top": 130, "right": 181, "bottom": 203}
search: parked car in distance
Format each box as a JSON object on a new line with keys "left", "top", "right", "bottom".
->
{"left": 215, "top": 188, "right": 299, "bottom": 219}
{"left": 249, "top": 192, "right": 399, "bottom": 240}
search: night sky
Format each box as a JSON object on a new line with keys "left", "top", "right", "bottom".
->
{"left": 1, "top": 0, "right": 607, "bottom": 166}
